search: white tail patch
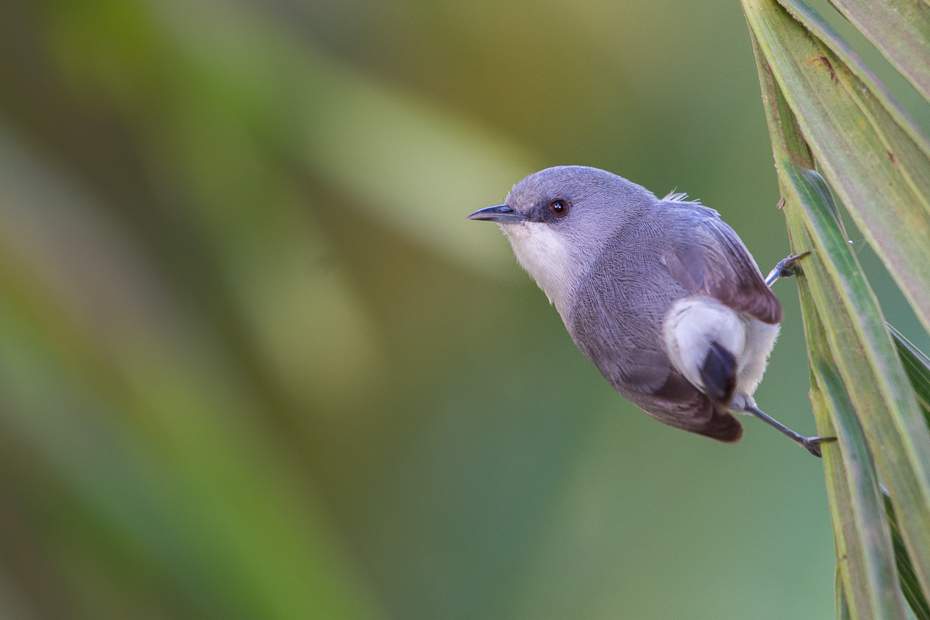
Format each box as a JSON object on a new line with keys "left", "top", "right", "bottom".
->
{"left": 736, "top": 318, "right": 780, "bottom": 399}
{"left": 663, "top": 297, "right": 745, "bottom": 394}
{"left": 663, "top": 296, "right": 780, "bottom": 407}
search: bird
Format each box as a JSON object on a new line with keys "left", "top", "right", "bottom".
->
{"left": 467, "top": 165, "right": 829, "bottom": 457}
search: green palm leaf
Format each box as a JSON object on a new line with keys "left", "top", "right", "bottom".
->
{"left": 826, "top": 0, "right": 930, "bottom": 104}
{"left": 747, "top": 0, "right": 930, "bottom": 336}
{"left": 743, "top": 0, "right": 930, "bottom": 616}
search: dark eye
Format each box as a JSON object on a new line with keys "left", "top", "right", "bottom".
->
{"left": 550, "top": 200, "right": 568, "bottom": 217}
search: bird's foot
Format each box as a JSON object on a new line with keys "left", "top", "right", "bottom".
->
{"left": 765, "top": 252, "right": 811, "bottom": 287}
{"left": 799, "top": 435, "right": 836, "bottom": 458}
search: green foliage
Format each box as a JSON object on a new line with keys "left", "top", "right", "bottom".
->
{"left": 743, "top": 0, "right": 930, "bottom": 617}
{"left": 828, "top": 0, "right": 930, "bottom": 103}
{"left": 892, "top": 325, "right": 930, "bottom": 428}
{"left": 2, "top": 0, "right": 915, "bottom": 617}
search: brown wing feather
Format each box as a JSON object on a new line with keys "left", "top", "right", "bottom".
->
{"left": 663, "top": 212, "right": 782, "bottom": 325}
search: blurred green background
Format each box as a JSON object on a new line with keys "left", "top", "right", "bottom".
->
{"left": 0, "top": 0, "right": 928, "bottom": 618}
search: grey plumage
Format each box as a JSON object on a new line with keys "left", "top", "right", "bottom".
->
{"left": 567, "top": 193, "right": 778, "bottom": 442}
{"left": 468, "top": 166, "right": 787, "bottom": 446}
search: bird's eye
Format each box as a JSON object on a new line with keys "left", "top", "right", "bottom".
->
{"left": 550, "top": 200, "right": 568, "bottom": 217}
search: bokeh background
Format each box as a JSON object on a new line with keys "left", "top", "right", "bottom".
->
{"left": 0, "top": 0, "right": 928, "bottom": 618}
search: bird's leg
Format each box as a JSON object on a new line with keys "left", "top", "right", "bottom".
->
{"left": 757, "top": 252, "right": 835, "bottom": 456}
{"left": 741, "top": 403, "right": 834, "bottom": 458}
{"left": 764, "top": 252, "right": 811, "bottom": 288}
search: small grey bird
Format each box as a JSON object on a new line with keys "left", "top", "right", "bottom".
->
{"left": 468, "top": 165, "right": 829, "bottom": 456}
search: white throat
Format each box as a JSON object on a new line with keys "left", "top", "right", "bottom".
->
{"left": 501, "top": 222, "right": 580, "bottom": 318}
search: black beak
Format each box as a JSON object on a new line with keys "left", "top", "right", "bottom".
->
{"left": 466, "top": 204, "right": 528, "bottom": 224}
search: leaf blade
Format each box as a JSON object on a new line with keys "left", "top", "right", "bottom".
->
{"left": 747, "top": 26, "right": 910, "bottom": 619}
{"left": 826, "top": 0, "right": 930, "bottom": 105}
{"left": 746, "top": 0, "right": 930, "bottom": 336}
{"left": 787, "top": 163, "right": 930, "bottom": 602}
{"left": 884, "top": 492, "right": 930, "bottom": 620}
{"left": 775, "top": 0, "right": 930, "bottom": 159}
{"left": 889, "top": 325, "right": 930, "bottom": 429}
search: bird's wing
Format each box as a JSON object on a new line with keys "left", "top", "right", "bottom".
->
{"left": 568, "top": 206, "right": 768, "bottom": 444}
{"left": 568, "top": 255, "right": 744, "bottom": 444}
{"left": 661, "top": 209, "right": 783, "bottom": 325}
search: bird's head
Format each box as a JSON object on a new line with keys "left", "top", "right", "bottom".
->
{"left": 468, "top": 166, "right": 655, "bottom": 314}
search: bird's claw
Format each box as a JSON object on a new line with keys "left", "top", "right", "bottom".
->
{"left": 773, "top": 252, "right": 811, "bottom": 279}
{"left": 801, "top": 435, "right": 836, "bottom": 458}
{"left": 765, "top": 252, "right": 812, "bottom": 287}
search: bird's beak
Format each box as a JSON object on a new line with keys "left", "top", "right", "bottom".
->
{"left": 466, "top": 204, "right": 528, "bottom": 224}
